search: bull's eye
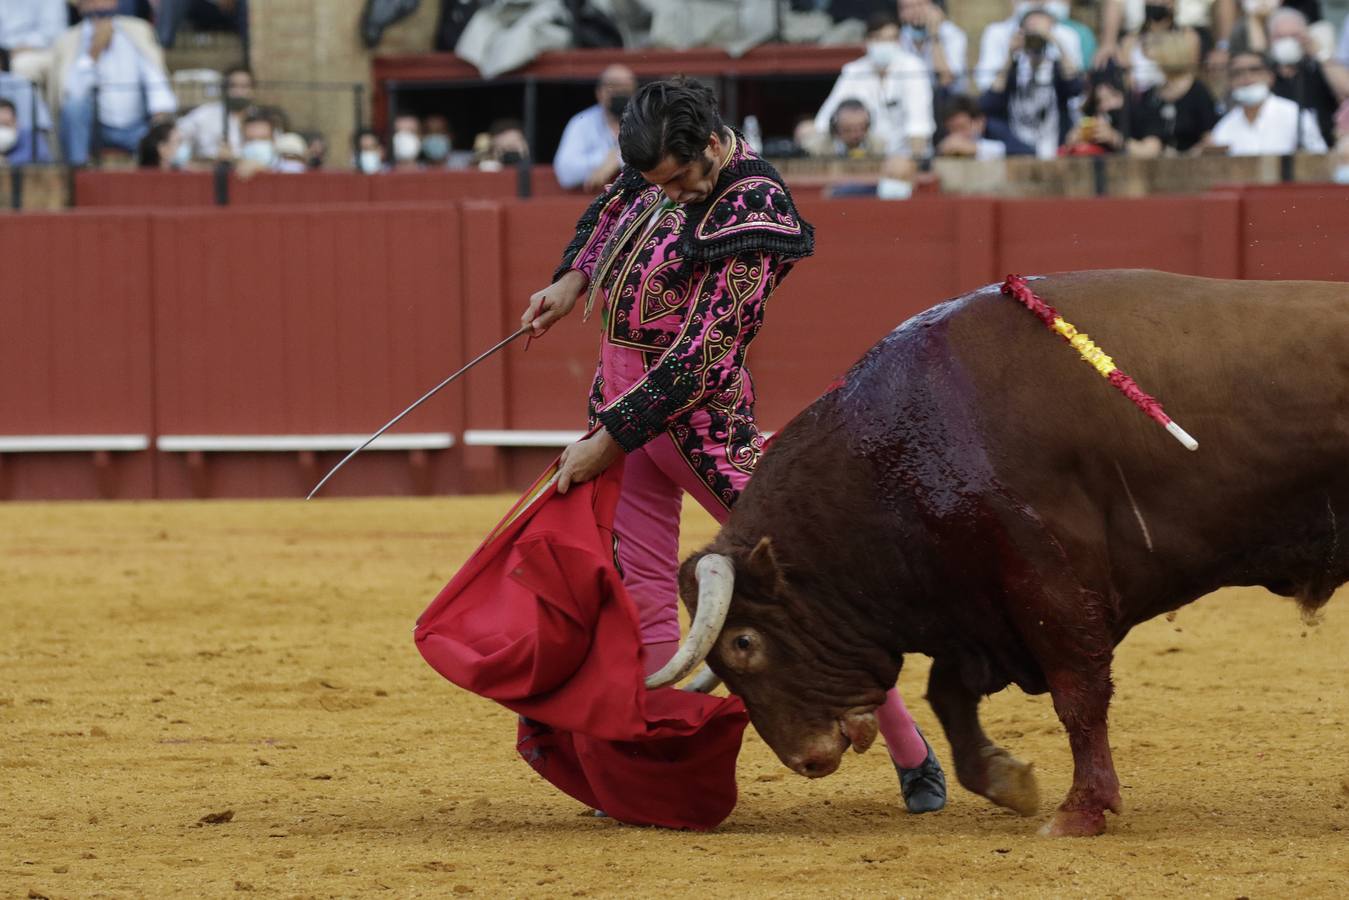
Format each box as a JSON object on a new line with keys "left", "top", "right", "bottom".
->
{"left": 734, "top": 635, "right": 752, "bottom": 651}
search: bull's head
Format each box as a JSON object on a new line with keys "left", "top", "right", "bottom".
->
{"left": 646, "top": 538, "right": 893, "bottom": 779}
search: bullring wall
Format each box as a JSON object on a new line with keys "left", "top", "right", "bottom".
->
{"left": 2, "top": 185, "right": 1345, "bottom": 500}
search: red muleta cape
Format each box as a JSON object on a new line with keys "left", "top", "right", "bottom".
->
{"left": 414, "top": 460, "right": 748, "bottom": 830}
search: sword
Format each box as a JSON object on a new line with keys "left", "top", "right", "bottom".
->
{"left": 306, "top": 326, "right": 531, "bottom": 499}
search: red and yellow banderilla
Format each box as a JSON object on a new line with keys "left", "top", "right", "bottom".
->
{"left": 1001, "top": 275, "right": 1198, "bottom": 452}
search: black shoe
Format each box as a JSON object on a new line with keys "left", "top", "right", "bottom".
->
{"left": 894, "top": 732, "right": 947, "bottom": 814}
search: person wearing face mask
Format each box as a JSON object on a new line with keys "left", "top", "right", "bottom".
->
{"left": 975, "top": 2, "right": 1084, "bottom": 93}
{"left": 814, "top": 12, "right": 934, "bottom": 159}
{"left": 553, "top": 64, "right": 637, "bottom": 192}
{"left": 897, "top": 0, "right": 969, "bottom": 97}
{"left": 0, "top": 96, "right": 52, "bottom": 164}
{"left": 176, "top": 64, "right": 256, "bottom": 162}
{"left": 419, "top": 112, "right": 471, "bottom": 170}
{"left": 353, "top": 128, "right": 386, "bottom": 175}
{"left": 135, "top": 118, "right": 191, "bottom": 169}
{"left": 1207, "top": 50, "right": 1326, "bottom": 153}
{"left": 1265, "top": 7, "right": 1340, "bottom": 147}
{"left": 480, "top": 118, "right": 529, "bottom": 170}
{"left": 232, "top": 110, "right": 279, "bottom": 176}
{"left": 981, "top": 8, "right": 1084, "bottom": 160}
{"left": 390, "top": 112, "right": 423, "bottom": 172}
{"left": 519, "top": 76, "right": 948, "bottom": 816}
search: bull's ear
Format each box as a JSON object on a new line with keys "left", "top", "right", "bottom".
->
{"left": 745, "top": 536, "right": 785, "bottom": 593}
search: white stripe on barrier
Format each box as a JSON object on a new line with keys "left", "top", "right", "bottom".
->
{"left": 157, "top": 433, "right": 455, "bottom": 452}
{"left": 462, "top": 430, "right": 585, "bottom": 447}
{"left": 0, "top": 435, "right": 150, "bottom": 453}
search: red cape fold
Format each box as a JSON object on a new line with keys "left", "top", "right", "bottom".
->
{"left": 415, "top": 459, "right": 749, "bottom": 830}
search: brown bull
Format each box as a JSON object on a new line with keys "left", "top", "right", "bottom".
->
{"left": 650, "top": 269, "right": 1349, "bottom": 836}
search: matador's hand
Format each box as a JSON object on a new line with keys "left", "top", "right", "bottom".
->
{"left": 557, "top": 430, "right": 623, "bottom": 494}
{"left": 522, "top": 269, "right": 587, "bottom": 338}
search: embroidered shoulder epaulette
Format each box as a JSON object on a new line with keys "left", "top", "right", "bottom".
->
{"left": 678, "top": 158, "right": 815, "bottom": 264}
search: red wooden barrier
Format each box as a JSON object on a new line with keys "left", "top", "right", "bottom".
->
{"left": 369, "top": 169, "right": 517, "bottom": 203}
{"left": 229, "top": 172, "right": 373, "bottom": 206}
{"left": 149, "top": 204, "right": 467, "bottom": 498}
{"left": 1240, "top": 185, "right": 1349, "bottom": 281}
{"left": 0, "top": 212, "right": 157, "bottom": 498}
{"left": 73, "top": 170, "right": 214, "bottom": 207}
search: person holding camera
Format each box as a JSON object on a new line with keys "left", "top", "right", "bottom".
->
{"left": 975, "top": 1, "right": 1084, "bottom": 93}
{"left": 980, "top": 7, "right": 1085, "bottom": 159}
{"left": 897, "top": 0, "right": 968, "bottom": 96}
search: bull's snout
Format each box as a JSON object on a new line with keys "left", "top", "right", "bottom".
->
{"left": 787, "top": 750, "right": 841, "bottom": 779}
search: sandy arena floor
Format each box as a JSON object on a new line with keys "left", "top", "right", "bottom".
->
{"left": 2, "top": 496, "right": 1346, "bottom": 898}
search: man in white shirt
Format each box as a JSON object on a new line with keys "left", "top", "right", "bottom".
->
{"left": 176, "top": 65, "right": 254, "bottom": 162}
{"left": 0, "top": 0, "right": 67, "bottom": 87}
{"left": 553, "top": 63, "right": 636, "bottom": 192}
{"left": 898, "top": 0, "right": 969, "bottom": 96}
{"left": 974, "top": 1, "right": 1083, "bottom": 93}
{"left": 58, "top": 0, "right": 177, "bottom": 166}
{"left": 1209, "top": 50, "right": 1327, "bottom": 154}
{"left": 814, "top": 11, "right": 935, "bottom": 158}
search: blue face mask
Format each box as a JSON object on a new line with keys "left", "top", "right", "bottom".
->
{"left": 422, "top": 134, "right": 450, "bottom": 161}
{"left": 173, "top": 140, "right": 192, "bottom": 168}
{"left": 241, "top": 139, "right": 276, "bottom": 167}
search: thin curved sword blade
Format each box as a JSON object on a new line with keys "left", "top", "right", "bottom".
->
{"left": 306, "top": 326, "right": 530, "bottom": 499}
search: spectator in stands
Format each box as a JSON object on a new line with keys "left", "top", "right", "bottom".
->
{"left": 897, "top": 0, "right": 969, "bottom": 96}
{"left": 814, "top": 11, "right": 935, "bottom": 158}
{"left": 54, "top": 0, "right": 177, "bottom": 166}
{"left": 975, "top": 2, "right": 1084, "bottom": 93}
{"left": 274, "top": 131, "right": 308, "bottom": 173}
{"left": 553, "top": 63, "right": 636, "bottom": 191}
{"left": 421, "top": 112, "right": 474, "bottom": 169}
{"left": 135, "top": 118, "right": 187, "bottom": 168}
{"left": 391, "top": 112, "right": 423, "bottom": 171}
{"left": 805, "top": 97, "right": 888, "bottom": 157}
{"left": 1112, "top": 0, "right": 1205, "bottom": 93}
{"left": 154, "top": 0, "right": 249, "bottom": 54}
{"left": 477, "top": 117, "right": 529, "bottom": 170}
{"left": 1129, "top": 30, "right": 1219, "bottom": 155}
{"left": 1228, "top": 1, "right": 1335, "bottom": 61}
{"left": 980, "top": 7, "right": 1084, "bottom": 159}
{"left": 1097, "top": 0, "right": 1235, "bottom": 75}
{"left": 354, "top": 127, "right": 387, "bottom": 174}
{"left": 0, "top": 48, "right": 56, "bottom": 160}
{"left": 1062, "top": 63, "right": 1134, "bottom": 153}
{"left": 176, "top": 64, "right": 253, "bottom": 161}
{"left": 1265, "top": 7, "right": 1342, "bottom": 147}
{"left": 0, "top": 0, "right": 66, "bottom": 89}
{"left": 233, "top": 109, "right": 278, "bottom": 174}
{"left": 935, "top": 92, "right": 1034, "bottom": 158}
{"left": 0, "top": 96, "right": 53, "bottom": 164}
{"left": 1207, "top": 49, "right": 1327, "bottom": 153}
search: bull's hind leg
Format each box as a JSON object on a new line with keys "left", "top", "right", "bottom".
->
{"left": 927, "top": 658, "right": 1039, "bottom": 816}
{"left": 1041, "top": 653, "right": 1123, "bottom": 836}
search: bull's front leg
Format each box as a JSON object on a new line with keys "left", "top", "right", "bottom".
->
{"left": 926, "top": 657, "right": 1039, "bottom": 816}
{"left": 1041, "top": 656, "right": 1123, "bottom": 837}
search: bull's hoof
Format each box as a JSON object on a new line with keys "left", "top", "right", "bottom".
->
{"left": 980, "top": 747, "right": 1040, "bottom": 817}
{"left": 1039, "top": 807, "right": 1107, "bottom": 837}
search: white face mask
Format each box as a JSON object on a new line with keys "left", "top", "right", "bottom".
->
{"left": 392, "top": 130, "right": 421, "bottom": 162}
{"left": 1334, "top": 164, "right": 1349, "bottom": 185}
{"left": 1231, "top": 82, "right": 1270, "bottom": 107}
{"left": 1043, "top": 1, "right": 1069, "bottom": 21}
{"left": 1242, "top": 0, "right": 1276, "bottom": 15}
{"left": 358, "top": 149, "right": 383, "bottom": 174}
{"left": 0, "top": 125, "right": 17, "bottom": 154}
{"left": 241, "top": 139, "right": 276, "bottom": 166}
{"left": 866, "top": 40, "right": 901, "bottom": 69}
{"left": 876, "top": 177, "right": 913, "bottom": 200}
{"left": 1270, "top": 37, "right": 1304, "bottom": 67}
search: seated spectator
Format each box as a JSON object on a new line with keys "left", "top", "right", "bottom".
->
{"left": 0, "top": 96, "right": 53, "bottom": 164}
{"left": 274, "top": 131, "right": 307, "bottom": 173}
{"left": 0, "top": 0, "right": 66, "bottom": 88}
{"left": 1062, "top": 64, "right": 1134, "bottom": 154}
{"left": 814, "top": 11, "right": 935, "bottom": 158}
{"left": 354, "top": 128, "right": 386, "bottom": 174}
{"left": 553, "top": 63, "right": 636, "bottom": 191}
{"left": 1098, "top": 0, "right": 1235, "bottom": 74}
{"left": 975, "top": 1, "right": 1084, "bottom": 93}
{"left": 135, "top": 118, "right": 187, "bottom": 168}
{"left": 53, "top": 0, "right": 178, "bottom": 166}
{"left": 897, "top": 0, "right": 969, "bottom": 97}
{"left": 1207, "top": 50, "right": 1327, "bottom": 153}
{"left": 391, "top": 112, "right": 423, "bottom": 171}
{"left": 1228, "top": 1, "right": 1335, "bottom": 61}
{"left": 175, "top": 64, "right": 253, "bottom": 161}
{"left": 980, "top": 7, "right": 1084, "bottom": 159}
{"left": 1129, "top": 31, "right": 1219, "bottom": 155}
{"left": 233, "top": 109, "right": 278, "bottom": 174}
{"left": 421, "top": 112, "right": 473, "bottom": 169}
{"left": 805, "top": 97, "right": 888, "bottom": 157}
{"left": 1266, "top": 7, "right": 1340, "bottom": 147}
{"left": 154, "top": 0, "right": 249, "bottom": 53}
{"left": 0, "top": 48, "right": 55, "bottom": 159}
{"left": 1115, "top": 0, "right": 1205, "bottom": 92}
{"left": 935, "top": 93, "right": 1035, "bottom": 159}
{"left": 477, "top": 117, "right": 529, "bottom": 170}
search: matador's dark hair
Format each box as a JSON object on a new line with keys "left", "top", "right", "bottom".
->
{"left": 618, "top": 76, "right": 725, "bottom": 172}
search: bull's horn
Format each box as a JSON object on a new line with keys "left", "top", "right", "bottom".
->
{"left": 681, "top": 665, "right": 722, "bottom": 694}
{"left": 644, "top": 554, "right": 733, "bottom": 689}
